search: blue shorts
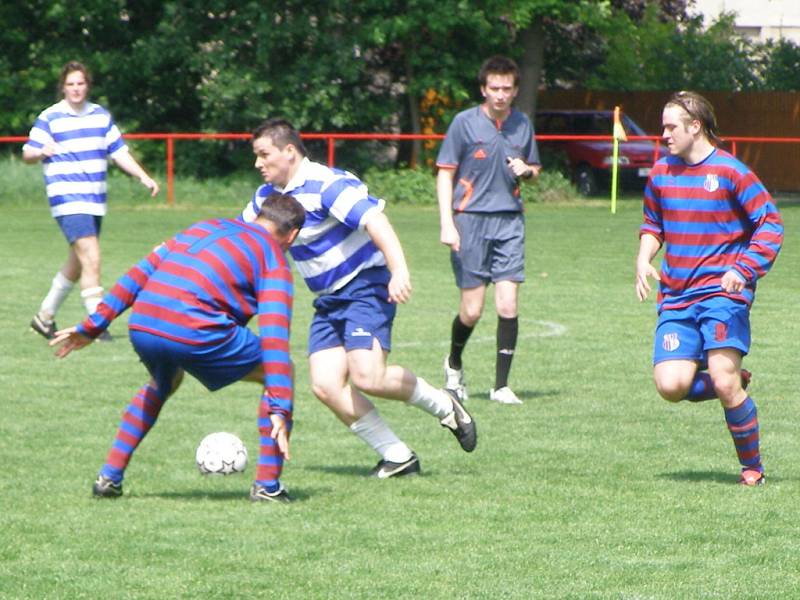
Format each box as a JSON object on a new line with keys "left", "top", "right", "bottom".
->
{"left": 130, "top": 327, "right": 261, "bottom": 396}
{"left": 308, "top": 267, "right": 396, "bottom": 355}
{"left": 653, "top": 296, "right": 751, "bottom": 365}
{"left": 452, "top": 212, "right": 525, "bottom": 288}
{"left": 56, "top": 214, "right": 103, "bottom": 244}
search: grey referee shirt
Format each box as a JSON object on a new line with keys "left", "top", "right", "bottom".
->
{"left": 436, "top": 105, "right": 539, "bottom": 214}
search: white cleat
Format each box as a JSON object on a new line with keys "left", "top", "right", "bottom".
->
{"left": 443, "top": 356, "right": 468, "bottom": 402}
{"left": 489, "top": 386, "right": 523, "bottom": 405}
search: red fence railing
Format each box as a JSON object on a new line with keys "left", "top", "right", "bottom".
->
{"left": 3, "top": 132, "right": 800, "bottom": 203}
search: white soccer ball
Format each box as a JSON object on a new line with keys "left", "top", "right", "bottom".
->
{"left": 195, "top": 432, "right": 248, "bottom": 475}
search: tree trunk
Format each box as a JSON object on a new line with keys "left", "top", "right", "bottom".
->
{"left": 516, "top": 18, "right": 545, "bottom": 120}
{"left": 405, "top": 52, "right": 422, "bottom": 168}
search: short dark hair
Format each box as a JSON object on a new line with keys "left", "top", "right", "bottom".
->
{"left": 257, "top": 191, "right": 305, "bottom": 235}
{"left": 478, "top": 55, "right": 519, "bottom": 87}
{"left": 252, "top": 118, "right": 307, "bottom": 157}
{"left": 665, "top": 91, "right": 721, "bottom": 145}
{"left": 58, "top": 61, "right": 92, "bottom": 95}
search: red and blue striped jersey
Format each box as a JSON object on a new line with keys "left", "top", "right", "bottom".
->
{"left": 77, "top": 218, "right": 294, "bottom": 420}
{"left": 641, "top": 148, "right": 783, "bottom": 312}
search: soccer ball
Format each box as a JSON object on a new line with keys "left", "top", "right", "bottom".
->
{"left": 195, "top": 432, "right": 248, "bottom": 475}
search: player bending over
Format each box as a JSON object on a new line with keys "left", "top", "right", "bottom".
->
{"left": 52, "top": 192, "right": 305, "bottom": 502}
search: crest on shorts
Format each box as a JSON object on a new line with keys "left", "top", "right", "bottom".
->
{"left": 703, "top": 173, "right": 719, "bottom": 192}
{"left": 662, "top": 332, "right": 680, "bottom": 352}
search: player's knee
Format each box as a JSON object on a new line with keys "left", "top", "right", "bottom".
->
{"left": 710, "top": 373, "right": 739, "bottom": 403}
{"left": 654, "top": 378, "right": 688, "bottom": 403}
{"left": 349, "top": 369, "right": 381, "bottom": 396}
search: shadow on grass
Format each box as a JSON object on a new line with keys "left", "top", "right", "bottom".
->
{"left": 136, "top": 487, "right": 319, "bottom": 502}
{"left": 657, "top": 470, "right": 766, "bottom": 485}
{"left": 467, "top": 389, "right": 560, "bottom": 402}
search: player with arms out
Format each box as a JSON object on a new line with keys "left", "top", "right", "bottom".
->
{"left": 52, "top": 192, "right": 305, "bottom": 503}
{"left": 240, "top": 118, "right": 476, "bottom": 479}
{"left": 635, "top": 91, "right": 783, "bottom": 486}
{"left": 436, "top": 55, "right": 541, "bottom": 405}
{"left": 23, "top": 60, "right": 159, "bottom": 341}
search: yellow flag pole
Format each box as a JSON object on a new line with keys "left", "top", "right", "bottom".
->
{"left": 610, "top": 106, "right": 626, "bottom": 215}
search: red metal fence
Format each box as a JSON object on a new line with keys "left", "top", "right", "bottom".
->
{"left": 3, "top": 132, "right": 799, "bottom": 203}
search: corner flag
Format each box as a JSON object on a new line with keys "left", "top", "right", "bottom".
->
{"left": 610, "top": 106, "right": 626, "bottom": 214}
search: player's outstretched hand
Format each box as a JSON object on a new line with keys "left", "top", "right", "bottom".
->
{"left": 49, "top": 327, "right": 92, "bottom": 358}
{"left": 635, "top": 262, "right": 660, "bottom": 302}
{"left": 387, "top": 268, "right": 412, "bottom": 304}
{"left": 269, "top": 414, "right": 291, "bottom": 460}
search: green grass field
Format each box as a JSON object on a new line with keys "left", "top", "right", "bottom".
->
{"left": 2, "top": 161, "right": 799, "bottom": 598}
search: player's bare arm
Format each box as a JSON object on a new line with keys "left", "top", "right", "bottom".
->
{"left": 436, "top": 167, "right": 460, "bottom": 251}
{"left": 113, "top": 150, "right": 161, "bottom": 197}
{"left": 635, "top": 233, "right": 662, "bottom": 301}
{"left": 365, "top": 212, "right": 412, "bottom": 304}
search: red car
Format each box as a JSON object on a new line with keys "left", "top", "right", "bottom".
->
{"left": 534, "top": 110, "right": 664, "bottom": 196}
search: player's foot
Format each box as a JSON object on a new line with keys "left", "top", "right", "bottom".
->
{"left": 443, "top": 356, "right": 468, "bottom": 402}
{"left": 250, "top": 483, "right": 293, "bottom": 503}
{"left": 369, "top": 452, "right": 421, "bottom": 479}
{"left": 741, "top": 369, "right": 752, "bottom": 390}
{"left": 489, "top": 386, "right": 523, "bottom": 405}
{"left": 30, "top": 313, "right": 57, "bottom": 340}
{"left": 440, "top": 389, "right": 477, "bottom": 452}
{"left": 92, "top": 475, "right": 123, "bottom": 498}
{"left": 95, "top": 330, "right": 114, "bottom": 343}
{"left": 738, "top": 469, "right": 765, "bottom": 487}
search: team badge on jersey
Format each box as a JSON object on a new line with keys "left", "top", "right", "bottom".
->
{"left": 703, "top": 173, "right": 719, "bottom": 192}
{"left": 662, "top": 332, "right": 680, "bottom": 352}
{"left": 473, "top": 148, "right": 487, "bottom": 159}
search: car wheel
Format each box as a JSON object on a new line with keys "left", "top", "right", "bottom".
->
{"left": 575, "top": 165, "right": 598, "bottom": 196}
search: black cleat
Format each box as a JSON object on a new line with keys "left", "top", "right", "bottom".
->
{"left": 31, "top": 313, "right": 57, "bottom": 340}
{"left": 93, "top": 475, "right": 123, "bottom": 498}
{"left": 369, "top": 452, "right": 421, "bottom": 479}
{"left": 440, "top": 389, "right": 477, "bottom": 452}
{"left": 250, "top": 483, "right": 293, "bottom": 503}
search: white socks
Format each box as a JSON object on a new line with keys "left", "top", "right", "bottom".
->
{"left": 80, "top": 286, "right": 104, "bottom": 314}
{"left": 350, "top": 409, "right": 413, "bottom": 463}
{"left": 407, "top": 376, "right": 454, "bottom": 419}
{"left": 39, "top": 272, "right": 75, "bottom": 321}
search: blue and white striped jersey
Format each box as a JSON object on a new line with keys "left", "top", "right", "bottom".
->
{"left": 240, "top": 158, "right": 386, "bottom": 295}
{"left": 23, "top": 100, "right": 127, "bottom": 217}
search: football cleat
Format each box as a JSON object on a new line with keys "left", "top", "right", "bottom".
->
{"left": 30, "top": 313, "right": 57, "bottom": 340}
{"left": 250, "top": 483, "right": 293, "bottom": 503}
{"left": 440, "top": 389, "right": 477, "bottom": 452}
{"left": 369, "top": 452, "right": 421, "bottom": 479}
{"left": 741, "top": 369, "right": 752, "bottom": 390}
{"left": 443, "top": 356, "right": 468, "bottom": 402}
{"left": 489, "top": 386, "right": 523, "bottom": 405}
{"left": 92, "top": 475, "right": 123, "bottom": 498}
{"left": 738, "top": 469, "right": 765, "bottom": 487}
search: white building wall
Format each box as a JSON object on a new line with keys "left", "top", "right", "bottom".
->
{"left": 691, "top": 0, "right": 800, "bottom": 43}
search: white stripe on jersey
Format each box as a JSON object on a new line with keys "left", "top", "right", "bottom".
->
{"left": 51, "top": 201, "right": 107, "bottom": 217}
{"left": 46, "top": 181, "right": 108, "bottom": 197}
